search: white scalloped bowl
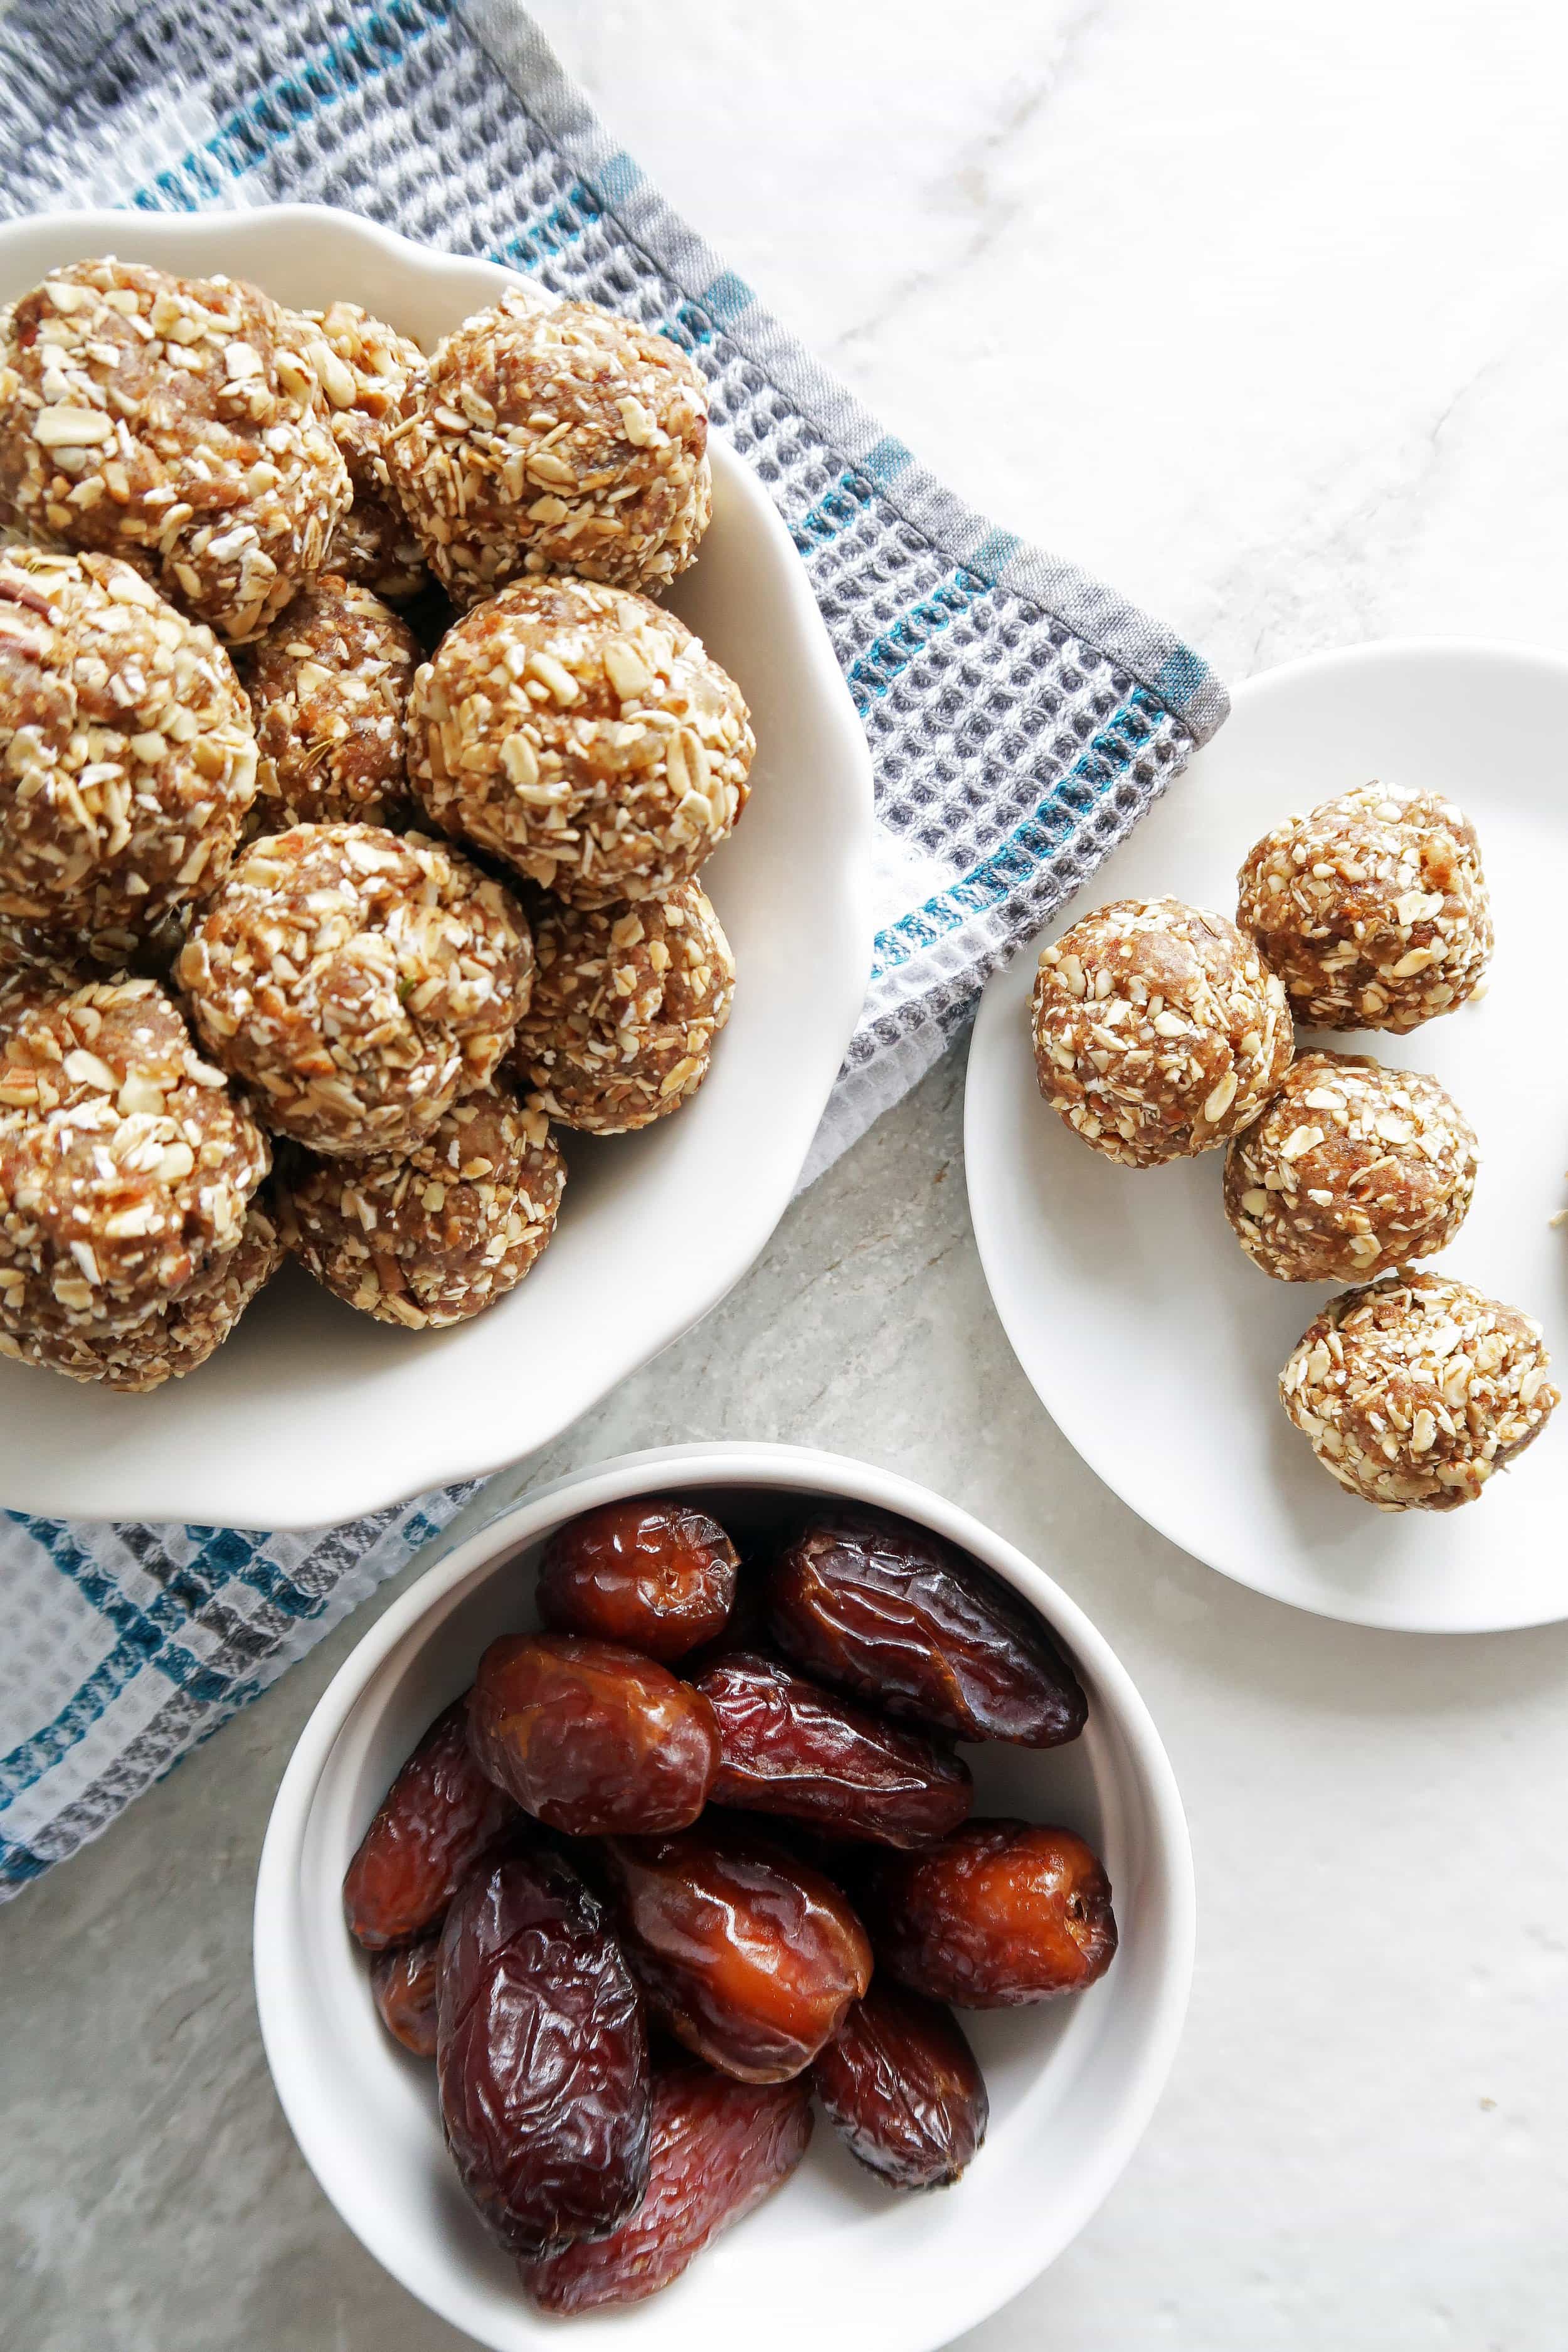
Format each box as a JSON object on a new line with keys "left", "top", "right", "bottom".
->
{"left": 255, "top": 1441, "right": 1195, "bottom": 2352}
{"left": 0, "top": 208, "right": 874, "bottom": 1528}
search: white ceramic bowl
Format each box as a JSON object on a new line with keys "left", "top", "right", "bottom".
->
{"left": 0, "top": 208, "right": 874, "bottom": 1528}
{"left": 255, "top": 1441, "right": 1195, "bottom": 2352}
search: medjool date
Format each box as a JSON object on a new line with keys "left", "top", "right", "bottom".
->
{"left": 370, "top": 1935, "right": 441, "bottom": 2059}
{"left": 521, "top": 2058, "right": 813, "bottom": 2312}
{"left": 342, "top": 1694, "right": 519, "bottom": 1951}
{"left": 537, "top": 1498, "right": 739, "bottom": 1660}
{"left": 812, "top": 1981, "right": 987, "bottom": 2189}
{"left": 437, "top": 1846, "right": 650, "bottom": 2255}
{"left": 693, "top": 1650, "right": 972, "bottom": 1846}
{"left": 865, "top": 1820, "right": 1116, "bottom": 2006}
{"left": 600, "top": 1821, "right": 872, "bottom": 2082}
{"left": 469, "top": 1633, "right": 719, "bottom": 1835}
{"left": 766, "top": 1509, "right": 1086, "bottom": 1747}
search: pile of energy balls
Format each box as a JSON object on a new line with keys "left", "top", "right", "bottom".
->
{"left": 0, "top": 258, "right": 752, "bottom": 1390}
{"left": 1029, "top": 785, "right": 1559, "bottom": 1512}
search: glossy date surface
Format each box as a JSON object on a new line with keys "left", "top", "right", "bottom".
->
{"left": 693, "top": 1650, "right": 972, "bottom": 1846}
{"left": 521, "top": 2058, "right": 813, "bottom": 2312}
{"left": 812, "top": 1979, "right": 988, "bottom": 2190}
{"left": 865, "top": 1819, "right": 1117, "bottom": 2007}
{"left": 600, "top": 1821, "right": 872, "bottom": 2082}
{"left": 537, "top": 1498, "right": 739, "bottom": 1661}
{"left": 342, "top": 1695, "right": 519, "bottom": 1952}
{"left": 469, "top": 1633, "right": 719, "bottom": 1836}
{"left": 766, "top": 1509, "right": 1088, "bottom": 1749}
{"left": 436, "top": 1846, "right": 651, "bottom": 2255}
{"left": 370, "top": 1934, "right": 442, "bottom": 2058}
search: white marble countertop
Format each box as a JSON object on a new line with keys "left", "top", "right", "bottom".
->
{"left": 6, "top": 3, "right": 1568, "bottom": 2346}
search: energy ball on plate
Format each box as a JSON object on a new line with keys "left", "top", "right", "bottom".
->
{"left": 1280, "top": 1271, "right": 1559, "bottom": 1511}
{"left": 1236, "top": 781, "right": 1492, "bottom": 1032}
{"left": 238, "top": 573, "right": 418, "bottom": 833}
{"left": 386, "top": 290, "right": 710, "bottom": 603}
{"left": 177, "top": 823, "right": 533, "bottom": 1157}
{"left": 1030, "top": 896, "right": 1292, "bottom": 1168}
{"left": 407, "top": 575, "right": 754, "bottom": 907}
{"left": 1224, "top": 1050, "right": 1478, "bottom": 1283}
{"left": 0, "top": 1199, "right": 283, "bottom": 1389}
{"left": 0, "top": 258, "right": 349, "bottom": 641}
{"left": 511, "top": 880, "right": 735, "bottom": 1133}
{"left": 0, "top": 971, "right": 268, "bottom": 1339}
{"left": 278, "top": 1079, "right": 564, "bottom": 1328}
{"left": 0, "top": 546, "right": 257, "bottom": 968}
{"left": 300, "top": 301, "right": 429, "bottom": 602}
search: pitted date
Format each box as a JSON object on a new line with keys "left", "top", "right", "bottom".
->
{"left": 600, "top": 1821, "right": 872, "bottom": 2082}
{"left": 766, "top": 1509, "right": 1087, "bottom": 1747}
{"left": 812, "top": 1980, "right": 988, "bottom": 2189}
{"left": 342, "top": 1695, "right": 519, "bottom": 1951}
{"left": 370, "top": 1935, "right": 441, "bottom": 2059}
{"left": 537, "top": 1498, "right": 739, "bottom": 1661}
{"left": 437, "top": 1846, "right": 651, "bottom": 2255}
{"left": 693, "top": 1650, "right": 972, "bottom": 1846}
{"left": 521, "top": 2058, "right": 813, "bottom": 2312}
{"left": 469, "top": 1633, "right": 719, "bottom": 1836}
{"left": 864, "top": 1820, "right": 1117, "bottom": 2006}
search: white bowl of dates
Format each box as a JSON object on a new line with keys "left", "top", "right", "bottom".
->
{"left": 0, "top": 207, "right": 874, "bottom": 1527}
{"left": 256, "top": 1442, "right": 1194, "bottom": 2352}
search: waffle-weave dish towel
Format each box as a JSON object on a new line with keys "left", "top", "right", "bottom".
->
{"left": 0, "top": 0, "right": 1227, "bottom": 1897}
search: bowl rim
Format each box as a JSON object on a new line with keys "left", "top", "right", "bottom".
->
{"left": 255, "top": 1438, "right": 1197, "bottom": 2351}
{"left": 0, "top": 206, "right": 877, "bottom": 1527}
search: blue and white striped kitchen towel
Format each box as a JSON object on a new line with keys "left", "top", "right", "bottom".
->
{"left": 0, "top": 0, "right": 1226, "bottom": 1895}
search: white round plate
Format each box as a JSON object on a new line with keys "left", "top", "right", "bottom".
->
{"left": 965, "top": 642, "right": 1568, "bottom": 1633}
{"left": 0, "top": 208, "right": 873, "bottom": 1528}
{"left": 255, "top": 1441, "right": 1194, "bottom": 2352}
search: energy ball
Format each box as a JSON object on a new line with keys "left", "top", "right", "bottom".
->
{"left": 0, "top": 1199, "right": 282, "bottom": 1389}
{"left": 1237, "top": 781, "right": 1492, "bottom": 1032}
{"left": 386, "top": 290, "right": 710, "bottom": 603}
{"left": 512, "top": 881, "right": 735, "bottom": 1133}
{"left": 0, "top": 257, "right": 349, "bottom": 641}
{"left": 300, "top": 301, "right": 429, "bottom": 601}
{"left": 239, "top": 573, "right": 418, "bottom": 833}
{"left": 407, "top": 575, "right": 754, "bottom": 907}
{"left": 0, "top": 971, "right": 268, "bottom": 1339}
{"left": 1030, "top": 896, "right": 1292, "bottom": 1168}
{"left": 0, "top": 546, "right": 258, "bottom": 968}
{"left": 1224, "top": 1051, "right": 1478, "bottom": 1283}
{"left": 1280, "top": 1271, "right": 1559, "bottom": 1511}
{"left": 278, "top": 1081, "right": 563, "bottom": 1328}
{"left": 177, "top": 823, "right": 533, "bottom": 1157}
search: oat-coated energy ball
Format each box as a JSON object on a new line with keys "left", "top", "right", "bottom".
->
{"left": 0, "top": 258, "right": 350, "bottom": 641}
{"left": 0, "top": 1199, "right": 283, "bottom": 1389}
{"left": 279, "top": 1080, "right": 564, "bottom": 1327}
{"left": 386, "top": 290, "right": 711, "bottom": 603}
{"left": 407, "top": 575, "right": 754, "bottom": 908}
{"left": 300, "top": 301, "right": 429, "bottom": 602}
{"left": 512, "top": 881, "right": 735, "bottom": 1133}
{"left": 1236, "top": 781, "right": 1492, "bottom": 1032}
{"left": 177, "top": 824, "right": 534, "bottom": 1157}
{"left": 1224, "top": 1050, "right": 1478, "bottom": 1284}
{"left": 0, "top": 972, "right": 268, "bottom": 1338}
{"left": 239, "top": 573, "right": 418, "bottom": 833}
{"left": 0, "top": 546, "right": 258, "bottom": 968}
{"left": 1030, "top": 896, "right": 1293, "bottom": 1168}
{"left": 1280, "top": 1271, "right": 1559, "bottom": 1510}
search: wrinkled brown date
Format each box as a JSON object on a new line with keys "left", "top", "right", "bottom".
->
{"left": 693, "top": 1650, "right": 973, "bottom": 1847}
{"left": 437, "top": 1846, "right": 651, "bottom": 2255}
{"left": 812, "top": 1979, "right": 988, "bottom": 2190}
{"left": 864, "top": 1820, "right": 1117, "bottom": 2006}
{"left": 521, "top": 2057, "right": 814, "bottom": 2312}
{"left": 370, "top": 1935, "right": 442, "bottom": 2059}
{"left": 469, "top": 1633, "right": 719, "bottom": 1836}
{"left": 766, "top": 1510, "right": 1087, "bottom": 1748}
{"left": 600, "top": 1822, "right": 872, "bottom": 2082}
{"left": 342, "top": 1695, "right": 520, "bottom": 1951}
{"left": 537, "top": 1498, "right": 739, "bottom": 1661}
